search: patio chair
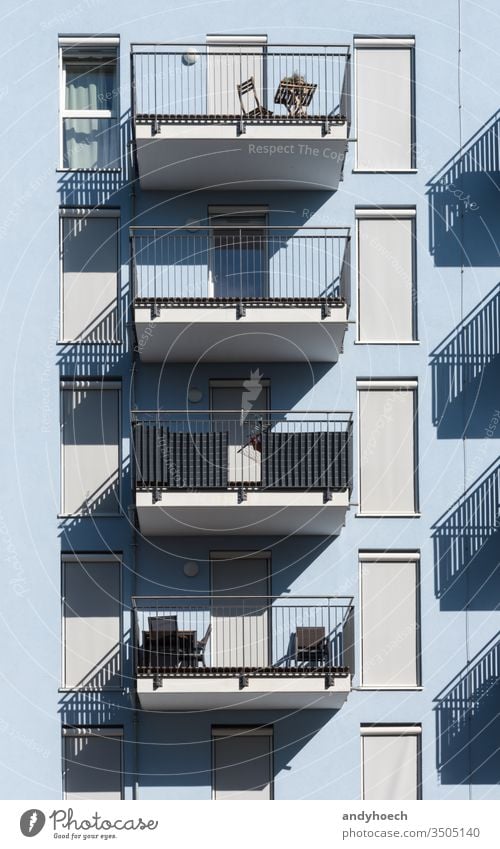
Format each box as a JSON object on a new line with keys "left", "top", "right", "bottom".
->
{"left": 237, "top": 77, "right": 273, "bottom": 119}
{"left": 295, "top": 626, "right": 330, "bottom": 667}
{"left": 147, "top": 615, "right": 178, "bottom": 668}
{"left": 193, "top": 624, "right": 212, "bottom": 667}
{"left": 148, "top": 615, "right": 178, "bottom": 639}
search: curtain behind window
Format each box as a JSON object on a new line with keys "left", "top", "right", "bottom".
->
{"left": 65, "top": 61, "right": 116, "bottom": 110}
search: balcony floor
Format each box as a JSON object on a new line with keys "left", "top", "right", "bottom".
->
{"left": 136, "top": 670, "right": 351, "bottom": 710}
{"left": 134, "top": 121, "right": 348, "bottom": 190}
{"left": 134, "top": 303, "right": 348, "bottom": 362}
{"left": 136, "top": 489, "right": 350, "bottom": 536}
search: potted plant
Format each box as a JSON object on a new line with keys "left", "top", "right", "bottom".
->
{"left": 281, "top": 71, "right": 306, "bottom": 86}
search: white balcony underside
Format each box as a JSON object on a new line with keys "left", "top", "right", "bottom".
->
{"left": 134, "top": 122, "right": 348, "bottom": 190}
{"left": 136, "top": 490, "right": 350, "bottom": 536}
{"left": 134, "top": 305, "right": 348, "bottom": 362}
{"left": 136, "top": 675, "right": 351, "bottom": 710}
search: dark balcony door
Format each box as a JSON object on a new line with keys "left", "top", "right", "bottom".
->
{"left": 209, "top": 213, "right": 268, "bottom": 299}
{"left": 210, "top": 381, "right": 269, "bottom": 485}
{"left": 211, "top": 557, "right": 270, "bottom": 668}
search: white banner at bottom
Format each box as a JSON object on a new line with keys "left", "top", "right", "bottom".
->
{"left": 3, "top": 800, "right": 498, "bottom": 848}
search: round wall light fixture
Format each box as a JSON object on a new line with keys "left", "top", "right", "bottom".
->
{"left": 188, "top": 387, "right": 203, "bottom": 403}
{"left": 183, "top": 560, "right": 199, "bottom": 577}
{"left": 182, "top": 48, "right": 198, "bottom": 66}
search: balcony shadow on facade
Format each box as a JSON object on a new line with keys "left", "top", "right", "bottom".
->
{"left": 427, "top": 110, "right": 500, "bottom": 267}
{"left": 433, "top": 457, "right": 500, "bottom": 610}
{"left": 430, "top": 284, "right": 500, "bottom": 438}
{"left": 137, "top": 709, "right": 336, "bottom": 792}
{"left": 435, "top": 634, "right": 500, "bottom": 784}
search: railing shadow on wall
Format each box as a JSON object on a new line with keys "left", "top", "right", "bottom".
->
{"left": 432, "top": 457, "right": 500, "bottom": 610}
{"left": 58, "top": 635, "right": 132, "bottom": 728}
{"left": 435, "top": 634, "right": 500, "bottom": 785}
{"left": 57, "top": 112, "right": 132, "bottom": 208}
{"left": 427, "top": 110, "right": 500, "bottom": 267}
{"left": 430, "top": 284, "right": 500, "bottom": 438}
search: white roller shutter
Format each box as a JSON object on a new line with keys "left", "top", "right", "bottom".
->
{"left": 63, "top": 729, "right": 122, "bottom": 799}
{"left": 358, "top": 384, "right": 417, "bottom": 514}
{"left": 61, "top": 215, "right": 118, "bottom": 342}
{"left": 358, "top": 214, "right": 415, "bottom": 341}
{"left": 213, "top": 727, "right": 272, "bottom": 800}
{"left": 360, "top": 557, "right": 419, "bottom": 686}
{"left": 61, "top": 382, "right": 120, "bottom": 515}
{"left": 206, "top": 36, "right": 267, "bottom": 115}
{"left": 362, "top": 728, "right": 419, "bottom": 800}
{"left": 355, "top": 42, "right": 414, "bottom": 171}
{"left": 63, "top": 557, "right": 121, "bottom": 689}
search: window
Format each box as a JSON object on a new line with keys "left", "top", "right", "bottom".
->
{"left": 210, "top": 378, "right": 270, "bottom": 485}
{"left": 358, "top": 380, "right": 418, "bottom": 515}
{"left": 208, "top": 206, "right": 269, "bottom": 299}
{"left": 63, "top": 727, "right": 123, "bottom": 799}
{"left": 361, "top": 725, "right": 421, "bottom": 800}
{"left": 212, "top": 726, "right": 273, "bottom": 800}
{"left": 355, "top": 37, "right": 415, "bottom": 171}
{"left": 211, "top": 552, "right": 270, "bottom": 667}
{"left": 60, "top": 380, "right": 120, "bottom": 515}
{"left": 206, "top": 35, "right": 268, "bottom": 115}
{"left": 360, "top": 552, "right": 420, "bottom": 687}
{"left": 62, "top": 554, "right": 121, "bottom": 689}
{"left": 60, "top": 210, "right": 119, "bottom": 342}
{"left": 357, "top": 209, "right": 416, "bottom": 342}
{"left": 59, "top": 37, "right": 119, "bottom": 169}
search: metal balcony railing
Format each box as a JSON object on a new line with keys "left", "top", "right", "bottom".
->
{"left": 132, "top": 596, "right": 354, "bottom": 683}
{"left": 131, "top": 226, "right": 351, "bottom": 311}
{"left": 131, "top": 43, "right": 351, "bottom": 129}
{"left": 132, "top": 411, "right": 353, "bottom": 499}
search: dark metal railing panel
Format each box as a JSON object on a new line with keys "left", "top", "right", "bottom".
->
{"left": 131, "top": 595, "right": 353, "bottom": 677}
{"left": 131, "top": 44, "right": 351, "bottom": 124}
{"left": 134, "top": 423, "right": 229, "bottom": 488}
{"left": 260, "top": 430, "right": 349, "bottom": 490}
{"left": 132, "top": 412, "right": 353, "bottom": 493}
{"left": 130, "top": 226, "right": 350, "bottom": 305}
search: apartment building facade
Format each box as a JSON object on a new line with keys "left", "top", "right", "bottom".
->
{"left": 0, "top": 0, "right": 499, "bottom": 800}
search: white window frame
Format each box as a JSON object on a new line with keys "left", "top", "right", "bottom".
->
{"left": 360, "top": 724, "right": 422, "bottom": 800}
{"left": 355, "top": 207, "right": 418, "bottom": 344}
{"left": 59, "top": 379, "right": 122, "bottom": 517}
{"left": 358, "top": 551, "right": 421, "bottom": 689}
{"left": 356, "top": 379, "right": 420, "bottom": 517}
{"left": 62, "top": 726, "right": 123, "bottom": 800}
{"left": 211, "top": 725, "right": 274, "bottom": 801}
{"left": 58, "top": 36, "right": 120, "bottom": 170}
{"left": 353, "top": 36, "right": 416, "bottom": 173}
{"left": 59, "top": 207, "right": 121, "bottom": 344}
{"left": 60, "top": 553, "right": 122, "bottom": 691}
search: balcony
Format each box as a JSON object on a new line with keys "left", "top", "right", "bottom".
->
{"left": 131, "top": 43, "right": 351, "bottom": 190}
{"left": 132, "top": 596, "right": 354, "bottom": 710}
{"left": 132, "top": 226, "right": 351, "bottom": 362}
{"left": 133, "top": 410, "right": 352, "bottom": 536}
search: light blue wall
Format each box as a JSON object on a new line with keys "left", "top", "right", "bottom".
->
{"left": 0, "top": 0, "right": 498, "bottom": 800}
